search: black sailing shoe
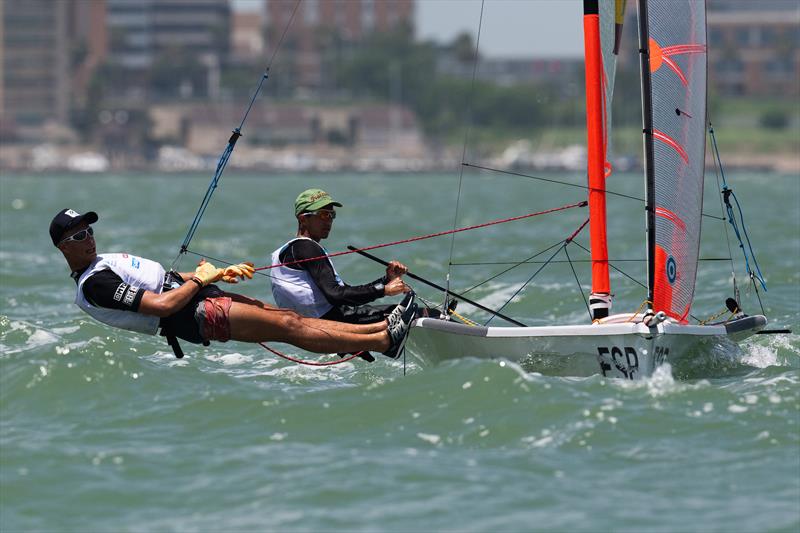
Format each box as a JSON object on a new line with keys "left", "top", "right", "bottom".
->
{"left": 387, "top": 290, "right": 416, "bottom": 329}
{"left": 383, "top": 302, "right": 418, "bottom": 359}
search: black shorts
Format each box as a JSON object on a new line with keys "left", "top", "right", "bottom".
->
{"left": 321, "top": 304, "right": 396, "bottom": 324}
{"left": 159, "top": 285, "right": 225, "bottom": 344}
{"left": 321, "top": 303, "right": 443, "bottom": 324}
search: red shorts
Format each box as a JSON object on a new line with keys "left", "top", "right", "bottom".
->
{"left": 196, "top": 296, "right": 233, "bottom": 342}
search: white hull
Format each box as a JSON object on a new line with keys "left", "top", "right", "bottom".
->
{"left": 406, "top": 314, "right": 767, "bottom": 380}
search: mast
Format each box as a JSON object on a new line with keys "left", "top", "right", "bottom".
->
{"left": 582, "top": 0, "right": 611, "bottom": 320}
{"left": 636, "top": 0, "right": 657, "bottom": 309}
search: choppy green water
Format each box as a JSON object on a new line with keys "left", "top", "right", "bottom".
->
{"left": 1, "top": 172, "right": 798, "bottom": 532}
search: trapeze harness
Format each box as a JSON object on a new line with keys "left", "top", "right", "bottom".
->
{"left": 74, "top": 253, "right": 199, "bottom": 358}
{"left": 270, "top": 237, "right": 344, "bottom": 318}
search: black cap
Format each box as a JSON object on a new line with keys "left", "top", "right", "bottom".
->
{"left": 50, "top": 209, "right": 98, "bottom": 246}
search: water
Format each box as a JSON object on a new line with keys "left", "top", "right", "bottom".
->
{"left": 1, "top": 172, "right": 798, "bottom": 531}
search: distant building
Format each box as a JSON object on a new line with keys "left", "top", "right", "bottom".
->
{"left": 106, "top": 0, "right": 230, "bottom": 100}
{"left": 232, "top": 10, "right": 264, "bottom": 61}
{"left": 107, "top": 0, "right": 230, "bottom": 68}
{"left": 436, "top": 54, "right": 584, "bottom": 88}
{"left": 263, "top": 0, "right": 415, "bottom": 92}
{"left": 0, "top": 0, "right": 106, "bottom": 134}
{"left": 616, "top": 1, "right": 799, "bottom": 98}
{"left": 707, "top": 8, "right": 800, "bottom": 97}
{"left": 149, "top": 102, "right": 425, "bottom": 158}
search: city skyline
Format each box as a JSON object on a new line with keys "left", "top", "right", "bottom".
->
{"left": 233, "top": 0, "right": 585, "bottom": 58}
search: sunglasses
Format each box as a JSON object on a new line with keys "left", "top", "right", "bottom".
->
{"left": 59, "top": 226, "right": 94, "bottom": 245}
{"left": 302, "top": 209, "right": 336, "bottom": 221}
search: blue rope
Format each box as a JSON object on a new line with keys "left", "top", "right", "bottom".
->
{"left": 708, "top": 125, "right": 767, "bottom": 292}
{"left": 172, "top": 0, "right": 302, "bottom": 270}
{"left": 175, "top": 72, "right": 267, "bottom": 265}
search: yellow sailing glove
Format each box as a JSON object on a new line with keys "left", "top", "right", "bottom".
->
{"left": 222, "top": 262, "right": 255, "bottom": 284}
{"left": 193, "top": 260, "right": 224, "bottom": 287}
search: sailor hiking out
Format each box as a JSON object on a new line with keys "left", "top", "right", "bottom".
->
{"left": 51, "top": 208, "right": 416, "bottom": 361}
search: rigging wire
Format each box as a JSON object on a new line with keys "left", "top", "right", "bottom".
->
{"left": 451, "top": 257, "right": 731, "bottom": 266}
{"left": 160, "top": 1, "right": 371, "bottom": 367}
{"left": 572, "top": 241, "right": 647, "bottom": 289}
{"left": 251, "top": 202, "right": 586, "bottom": 272}
{"left": 564, "top": 245, "right": 592, "bottom": 320}
{"left": 459, "top": 239, "right": 568, "bottom": 296}
{"left": 170, "top": 0, "right": 302, "bottom": 271}
{"left": 485, "top": 244, "right": 565, "bottom": 326}
{"left": 464, "top": 162, "right": 726, "bottom": 221}
{"left": 444, "top": 0, "right": 486, "bottom": 310}
{"left": 708, "top": 121, "right": 741, "bottom": 305}
{"left": 708, "top": 124, "right": 767, "bottom": 299}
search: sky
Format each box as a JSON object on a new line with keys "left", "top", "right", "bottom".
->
{"left": 233, "top": 0, "right": 585, "bottom": 58}
{"left": 415, "top": 0, "right": 583, "bottom": 58}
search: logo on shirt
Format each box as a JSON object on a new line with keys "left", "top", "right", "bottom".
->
{"left": 131, "top": 258, "right": 140, "bottom": 269}
{"left": 113, "top": 283, "right": 129, "bottom": 302}
{"left": 123, "top": 286, "right": 137, "bottom": 306}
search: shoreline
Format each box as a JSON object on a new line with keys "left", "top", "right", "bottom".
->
{"left": 2, "top": 144, "right": 798, "bottom": 175}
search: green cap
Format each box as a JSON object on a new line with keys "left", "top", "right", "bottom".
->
{"left": 294, "top": 188, "right": 342, "bottom": 217}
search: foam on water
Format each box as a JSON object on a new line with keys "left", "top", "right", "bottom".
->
{"left": 1, "top": 172, "right": 798, "bottom": 532}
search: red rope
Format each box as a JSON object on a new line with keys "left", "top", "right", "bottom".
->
{"left": 255, "top": 201, "right": 587, "bottom": 272}
{"left": 259, "top": 342, "right": 361, "bottom": 366}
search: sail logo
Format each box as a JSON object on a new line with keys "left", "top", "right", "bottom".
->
{"left": 666, "top": 256, "right": 677, "bottom": 284}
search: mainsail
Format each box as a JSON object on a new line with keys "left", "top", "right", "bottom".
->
{"left": 638, "top": 0, "right": 707, "bottom": 322}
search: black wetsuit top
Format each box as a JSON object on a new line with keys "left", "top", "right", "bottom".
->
{"left": 278, "top": 239, "right": 388, "bottom": 322}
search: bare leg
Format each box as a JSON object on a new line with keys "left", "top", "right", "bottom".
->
{"left": 227, "top": 302, "right": 391, "bottom": 353}
{"left": 227, "top": 292, "right": 387, "bottom": 334}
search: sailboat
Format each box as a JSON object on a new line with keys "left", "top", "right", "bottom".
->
{"left": 405, "top": 0, "right": 768, "bottom": 379}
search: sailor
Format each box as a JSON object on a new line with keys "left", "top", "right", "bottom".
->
{"left": 270, "top": 188, "right": 421, "bottom": 325}
{"left": 51, "top": 208, "right": 416, "bottom": 360}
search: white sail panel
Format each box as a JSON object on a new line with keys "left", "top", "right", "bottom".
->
{"left": 644, "top": 0, "right": 707, "bottom": 322}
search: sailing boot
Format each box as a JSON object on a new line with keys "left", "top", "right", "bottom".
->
{"left": 383, "top": 302, "right": 418, "bottom": 359}
{"left": 387, "top": 290, "right": 416, "bottom": 329}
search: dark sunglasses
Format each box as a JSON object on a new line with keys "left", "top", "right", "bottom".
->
{"left": 59, "top": 226, "right": 94, "bottom": 245}
{"left": 302, "top": 209, "right": 336, "bottom": 221}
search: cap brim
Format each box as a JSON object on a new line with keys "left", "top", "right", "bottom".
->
{"left": 306, "top": 200, "right": 343, "bottom": 212}
{"left": 60, "top": 211, "right": 98, "bottom": 240}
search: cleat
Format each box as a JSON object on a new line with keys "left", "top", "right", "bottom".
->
{"left": 383, "top": 302, "right": 418, "bottom": 359}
